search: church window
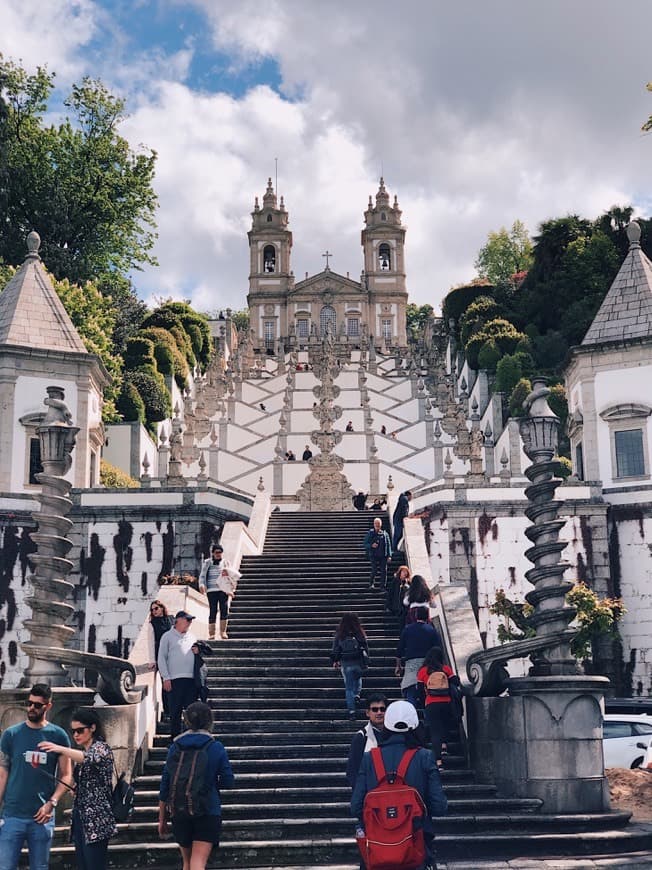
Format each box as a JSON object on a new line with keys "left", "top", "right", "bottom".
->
{"left": 319, "top": 305, "right": 336, "bottom": 337}
{"left": 347, "top": 317, "right": 359, "bottom": 337}
{"left": 378, "top": 243, "right": 391, "bottom": 271}
{"left": 614, "top": 429, "right": 645, "bottom": 478}
{"left": 28, "top": 437, "right": 43, "bottom": 485}
{"left": 381, "top": 212, "right": 387, "bottom": 221}
{"left": 381, "top": 318, "right": 392, "bottom": 341}
{"left": 297, "top": 318, "right": 309, "bottom": 338}
{"left": 263, "top": 245, "right": 276, "bottom": 272}
{"left": 264, "top": 320, "right": 275, "bottom": 346}
{"left": 266, "top": 214, "right": 273, "bottom": 222}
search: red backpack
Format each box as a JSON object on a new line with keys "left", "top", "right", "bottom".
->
{"left": 357, "top": 747, "right": 427, "bottom": 870}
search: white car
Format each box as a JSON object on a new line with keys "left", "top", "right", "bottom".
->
{"left": 603, "top": 713, "right": 652, "bottom": 769}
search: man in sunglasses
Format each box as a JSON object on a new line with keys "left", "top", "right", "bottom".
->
{"left": 346, "top": 693, "right": 389, "bottom": 789}
{"left": 0, "top": 683, "right": 72, "bottom": 870}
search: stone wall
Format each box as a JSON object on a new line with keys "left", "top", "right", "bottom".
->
{"left": 0, "top": 488, "right": 251, "bottom": 689}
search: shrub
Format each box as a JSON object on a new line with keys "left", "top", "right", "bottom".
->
{"left": 170, "top": 324, "right": 196, "bottom": 367}
{"left": 554, "top": 456, "right": 572, "bottom": 479}
{"left": 442, "top": 280, "right": 495, "bottom": 334}
{"left": 100, "top": 459, "right": 139, "bottom": 488}
{"left": 116, "top": 381, "right": 146, "bottom": 423}
{"left": 477, "top": 339, "right": 502, "bottom": 371}
{"left": 495, "top": 354, "right": 525, "bottom": 394}
{"left": 459, "top": 296, "right": 502, "bottom": 346}
{"left": 140, "top": 327, "right": 190, "bottom": 387}
{"left": 124, "top": 337, "right": 155, "bottom": 370}
{"left": 153, "top": 342, "right": 175, "bottom": 376}
{"left": 125, "top": 369, "right": 172, "bottom": 425}
{"left": 508, "top": 377, "right": 532, "bottom": 417}
{"left": 465, "top": 318, "right": 525, "bottom": 369}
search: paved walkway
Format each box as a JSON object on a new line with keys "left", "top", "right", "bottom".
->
{"left": 442, "top": 854, "right": 652, "bottom": 869}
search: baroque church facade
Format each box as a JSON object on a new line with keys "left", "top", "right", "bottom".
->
{"left": 247, "top": 177, "right": 408, "bottom": 350}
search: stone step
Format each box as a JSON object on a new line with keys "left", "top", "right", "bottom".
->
{"left": 40, "top": 823, "right": 652, "bottom": 868}
{"left": 142, "top": 756, "right": 472, "bottom": 775}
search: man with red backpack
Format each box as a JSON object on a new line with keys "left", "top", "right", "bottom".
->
{"left": 350, "top": 700, "right": 447, "bottom": 870}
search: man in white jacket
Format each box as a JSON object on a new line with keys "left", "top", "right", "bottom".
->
{"left": 198, "top": 544, "right": 241, "bottom": 639}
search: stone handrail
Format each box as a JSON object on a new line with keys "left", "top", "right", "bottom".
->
{"left": 465, "top": 630, "right": 578, "bottom": 697}
{"left": 24, "top": 646, "right": 139, "bottom": 705}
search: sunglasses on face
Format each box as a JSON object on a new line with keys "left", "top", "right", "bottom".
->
{"left": 151, "top": 605, "right": 162, "bottom": 612}
{"left": 26, "top": 700, "right": 46, "bottom": 710}
{"left": 71, "top": 726, "right": 90, "bottom": 736}
{"left": 369, "top": 706, "right": 386, "bottom": 713}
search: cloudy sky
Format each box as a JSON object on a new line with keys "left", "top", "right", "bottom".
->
{"left": 3, "top": 0, "right": 652, "bottom": 313}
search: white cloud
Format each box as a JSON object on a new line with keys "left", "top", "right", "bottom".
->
{"left": 5, "top": 0, "right": 652, "bottom": 313}
{"left": 0, "top": 0, "right": 98, "bottom": 79}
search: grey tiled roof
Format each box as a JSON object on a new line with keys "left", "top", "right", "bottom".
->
{"left": 582, "top": 237, "right": 652, "bottom": 346}
{"left": 0, "top": 254, "right": 87, "bottom": 353}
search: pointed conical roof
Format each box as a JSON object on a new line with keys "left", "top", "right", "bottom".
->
{"left": 582, "top": 222, "right": 652, "bottom": 346}
{"left": 0, "top": 232, "right": 87, "bottom": 353}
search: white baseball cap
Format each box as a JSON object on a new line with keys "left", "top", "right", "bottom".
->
{"left": 384, "top": 700, "right": 419, "bottom": 732}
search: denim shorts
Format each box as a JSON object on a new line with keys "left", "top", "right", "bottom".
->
{"left": 171, "top": 813, "right": 221, "bottom": 847}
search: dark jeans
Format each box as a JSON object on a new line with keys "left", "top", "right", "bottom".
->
{"left": 392, "top": 519, "right": 405, "bottom": 551}
{"left": 72, "top": 811, "right": 109, "bottom": 870}
{"left": 169, "top": 677, "right": 199, "bottom": 739}
{"left": 425, "top": 701, "right": 453, "bottom": 763}
{"left": 369, "top": 558, "right": 387, "bottom": 589}
{"left": 207, "top": 590, "right": 229, "bottom": 623}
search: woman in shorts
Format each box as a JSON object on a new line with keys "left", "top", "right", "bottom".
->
{"left": 158, "top": 701, "right": 234, "bottom": 869}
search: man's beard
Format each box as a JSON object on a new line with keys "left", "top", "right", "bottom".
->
{"left": 27, "top": 710, "right": 45, "bottom": 724}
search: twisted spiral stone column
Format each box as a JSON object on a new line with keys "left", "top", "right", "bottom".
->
{"left": 519, "top": 378, "right": 578, "bottom": 676}
{"left": 21, "top": 386, "right": 79, "bottom": 686}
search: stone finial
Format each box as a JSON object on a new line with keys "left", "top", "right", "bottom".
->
{"left": 142, "top": 452, "right": 150, "bottom": 477}
{"left": 484, "top": 421, "right": 493, "bottom": 439}
{"left": 198, "top": 450, "right": 207, "bottom": 480}
{"left": 26, "top": 230, "right": 41, "bottom": 258}
{"left": 387, "top": 475, "right": 394, "bottom": 490}
{"left": 434, "top": 419, "right": 442, "bottom": 440}
{"left": 257, "top": 476, "right": 265, "bottom": 491}
{"left": 627, "top": 221, "right": 641, "bottom": 247}
{"left": 159, "top": 426, "right": 168, "bottom": 447}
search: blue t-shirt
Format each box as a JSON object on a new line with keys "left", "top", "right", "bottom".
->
{"left": 0, "top": 721, "right": 71, "bottom": 818}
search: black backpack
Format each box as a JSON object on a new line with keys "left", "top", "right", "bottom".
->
{"left": 166, "top": 737, "right": 214, "bottom": 818}
{"left": 340, "top": 636, "right": 361, "bottom": 661}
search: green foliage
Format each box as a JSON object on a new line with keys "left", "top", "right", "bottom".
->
{"left": 643, "top": 81, "right": 652, "bottom": 132}
{"left": 156, "top": 301, "right": 211, "bottom": 367}
{"left": 459, "top": 296, "right": 502, "bottom": 346}
{"left": 490, "top": 583, "right": 625, "bottom": 662}
{"left": 547, "top": 383, "right": 568, "bottom": 427}
{"left": 51, "top": 276, "right": 123, "bottom": 422}
{"left": 0, "top": 56, "right": 158, "bottom": 283}
{"left": 554, "top": 456, "right": 572, "bottom": 479}
{"left": 115, "top": 381, "right": 145, "bottom": 423}
{"left": 566, "top": 583, "right": 625, "bottom": 661}
{"left": 465, "top": 318, "right": 525, "bottom": 369}
{"left": 508, "top": 377, "right": 532, "bottom": 417}
{"left": 230, "top": 308, "right": 250, "bottom": 333}
{"left": 495, "top": 353, "right": 528, "bottom": 394}
{"left": 476, "top": 339, "right": 502, "bottom": 371}
{"left": 474, "top": 220, "right": 533, "bottom": 285}
{"left": 124, "top": 337, "right": 155, "bottom": 370}
{"left": 100, "top": 459, "right": 139, "bottom": 488}
{"left": 406, "top": 303, "right": 434, "bottom": 336}
{"left": 442, "top": 280, "right": 494, "bottom": 334}
{"left": 140, "top": 326, "right": 189, "bottom": 387}
{"left": 124, "top": 369, "right": 171, "bottom": 426}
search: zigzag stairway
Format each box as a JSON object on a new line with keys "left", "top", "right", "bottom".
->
{"left": 44, "top": 510, "right": 651, "bottom": 868}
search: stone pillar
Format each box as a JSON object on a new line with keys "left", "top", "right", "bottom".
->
{"left": 21, "top": 386, "right": 79, "bottom": 685}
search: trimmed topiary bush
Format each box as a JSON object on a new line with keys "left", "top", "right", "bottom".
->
{"left": 116, "top": 381, "right": 146, "bottom": 423}
{"left": 126, "top": 370, "right": 172, "bottom": 426}
{"left": 442, "top": 280, "right": 495, "bottom": 334}
{"left": 124, "top": 336, "right": 155, "bottom": 370}
{"left": 459, "top": 296, "right": 502, "bottom": 346}
{"left": 508, "top": 377, "right": 532, "bottom": 418}
{"left": 465, "top": 318, "right": 526, "bottom": 370}
{"left": 477, "top": 339, "right": 502, "bottom": 371}
{"left": 100, "top": 459, "right": 139, "bottom": 488}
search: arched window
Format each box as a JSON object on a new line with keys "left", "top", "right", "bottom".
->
{"left": 378, "top": 243, "right": 391, "bottom": 271}
{"left": 319, "top": 305, "right": 336, "bottom": 337}
{"left": 263, "top": 245, "right": 276, "bottom": 273}
{"left": 266, "top": 213, "right": 273, "bottom": 222}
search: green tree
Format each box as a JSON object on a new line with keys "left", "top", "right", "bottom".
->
{"left": 459, "top": 296, "right": 502, "bottom": 346}
{"left": 0, "top": 56, "right": 158, "bottom": 283}
{"left": 475, "top": 220, "right": 533, "bottom": 285}
{"left": 465, "top": 318, "right": 526, "bottom": 370}
{"left": 643, "top": 81, "right": 652, "bottom": 132}
{"left": 230, "top": 309, "right": 250, "bottom": 333}
{"left": 406, "top": 303, "right": 434, "bottom": 335}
